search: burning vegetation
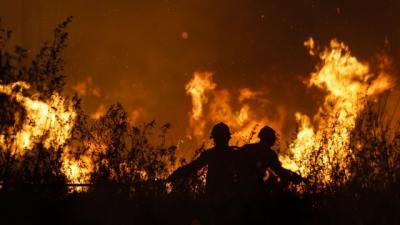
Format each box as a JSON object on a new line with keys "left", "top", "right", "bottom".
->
{"left": 1, "top": 18, "right": 400, "bottom": 225}
{"left": 281, "top": 38, "right": 393, "bottom": 189}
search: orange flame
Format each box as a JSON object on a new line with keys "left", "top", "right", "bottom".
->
{"left": 61, "top": 148, "right": 94, "bottom": 192}
{"left": 281, "top": 38, "right": 392, "bottom": 186}
{"left": 185, "top": 72, "right": 216, "bottom": 139}
{"left": 0, "top": 81, "right": 76, "bottom": 153}
{"left": 185, "top": 72, "right": 284, "bottom": 146}
{"left": 0, "top": 81, "right": 93, "bottom": 191}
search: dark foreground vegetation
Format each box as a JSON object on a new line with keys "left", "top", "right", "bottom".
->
{"left": 1, "top": 18, "right": 400, "bottom": 225}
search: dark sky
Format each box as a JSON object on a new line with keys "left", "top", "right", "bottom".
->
{"left": 1, "top": 0, "right": 399, "bottom": 148}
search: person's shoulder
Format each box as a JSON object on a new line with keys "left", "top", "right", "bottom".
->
{"left": 265, "top": 148, "right": 279, "bottom": 158}
{"left": 201, "top": 147, "right": 217, "bottom": 156}
{"left": 241, "top": 143, "right": 257, "bottom": 150}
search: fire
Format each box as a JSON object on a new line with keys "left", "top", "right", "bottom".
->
{"left": 0, "top": 81, "right": 77, "bottom": 153}
{"left": 90, "top": 104, "right": 107, "bottom": 120}
{"left": 185, "top": 72, "right": 284, "bottom": 146}
{"left": 281, "top": 38, "right": 392, "bottom": 187}
{"left": 61, "top": 130, "right": 110, "bottom": 191}
{"left": 61, "top": 149, "right": 93, "bottom": 192}
{"left": 185, "top": 72, "right": 216, "bottom": 139}
{"left": 0, "top": 38, "right": 393, "bottom": 192}
{"left": 0, "top": 81, "right": 97, "bottom": 191}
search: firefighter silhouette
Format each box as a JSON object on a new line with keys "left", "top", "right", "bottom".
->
{"left": 238, "top": 126, "right": 305, "bottom": 193}
{"left": 167, "top": 122, "right": 240, "bottom": 225}
{"left": 236, "top": 126, "right": 306, "bottom": 224}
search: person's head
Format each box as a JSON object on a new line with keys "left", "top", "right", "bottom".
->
{"left": 258, "top": 126, "right": 277, "bottom": 146}
{"left": 210, "top": 122, "right": 231, "bottom": 147}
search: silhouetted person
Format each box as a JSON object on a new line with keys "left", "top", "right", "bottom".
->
{"left": 167, "top": 122, "right": 240, "bottom": 225}
{"left": 236, "top": 126, "right": 306, "bottom": 224}
{"left": 239, "top": 126, "right": 304, "bottom": 188}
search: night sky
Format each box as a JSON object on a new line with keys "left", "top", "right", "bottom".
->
{"left": 1, "top": 0, "right": 399, "bottom": 152}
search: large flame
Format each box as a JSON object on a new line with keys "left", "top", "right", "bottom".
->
{"left": 0, "top": 37, "right": 393, "bottom": 192}
{"left": 185, "top": 72, "right": 216, "bottom": 139}
{"left": 185, "top": 72, "right": 284, "bottom": 146}
{"left": 0, "top": 81, "right": 88, "bottom": 190}
{"left": 281, "top": 38, "right": 392, "bottom": 186}
{"left": 0, "top": 81, "right": 76, "bottom": 153}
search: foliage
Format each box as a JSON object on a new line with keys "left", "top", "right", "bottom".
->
{"left": 0, "top": 17, "right": 400, "bottom": 225}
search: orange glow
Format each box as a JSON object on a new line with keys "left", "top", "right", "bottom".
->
{"left": 0, "top": 81, "right": 92, "bottom": 191}
{"left": 0, "top": 38, "right": 394, "bottom": 193}
{"left": 185, "top": 72, "right": 284, "bottom": 146}
{"left": 281, "top": 38, "right": 392, "bottom": 187}
{"left": 185, "top": 72, "right": 216, "bottom": 139}
{"left": 90, "top": 104, "right": 107, "bottom": 120}
{"left": 0, "top": 81, "right": 76, "bottom": 154}
{"left": 61, "top": 149, "right": 94, "bottom": 192}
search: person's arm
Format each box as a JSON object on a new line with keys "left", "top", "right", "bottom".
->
{"left": 268, "top": 151, "right": 306, "bottom": 184}
{"left": 167, "top": 152, "right": 208, "bottom": 182}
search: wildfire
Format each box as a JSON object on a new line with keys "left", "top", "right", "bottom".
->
{"left": 185, "top": 72, "right": 284, "bottom": 146}
{"left": 0, "top": 81, "right": 76, "bottom": 153}
{"left": 61, "top": 149, "right": 94, "bottom": 192}
{"left": 185, "top": 72, "right": 216, "bottom": 139}
{"left": 0, "top": 37, "right": 394, "bottom": 193}
{"left": 0, "top": 81, "right": 96, "bottom": 191}
{"left": 281, "top": 38, "right": 392, "bottom": 187}
{"left": 61, "top": 129, "right": 111, "bottom": 191}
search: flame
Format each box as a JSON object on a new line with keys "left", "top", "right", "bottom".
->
{"left": 61, "top": 148, "right": 94, "bottom": 192}
{"left": 185, "top": 72, "right": 216, "bottom": 139}
{"left": 304, "top": 37, "right": 316, "bottom": 56}
{"left": 72, "top": 77, "right": 101, "bottom": 97}
{"left": 185, "top": 72, "right": 284, "bottom": 146}
{"left": 281, "top": 38, "right": 392, "bottom": 187}
{"left": 207, "top": 89, "right": 267, "bottom": 144}
{"left": 0, "top": 81, "right": 77, "bottom": 153}
{"left": 61, "top": 130, "right": 111, "bottom": 192}
{"left": 0, "top": 38, "right": 393, "bottom": 193}
{"left": 90, "top": 104, "right": 107, "bottom": 120}
{"left": 0, "top": 81, "right": 96, "bottom": 191}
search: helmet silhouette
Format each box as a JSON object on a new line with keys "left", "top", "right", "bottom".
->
{"left": 258, "top": 126, "right": 276, "bottom": 141}
{"left": 210, "top": 122, "right": 231, "bottom": 139}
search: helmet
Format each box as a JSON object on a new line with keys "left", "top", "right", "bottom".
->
{"left": 210, "top": 122, "right": 231, "bottom": 139}
{"left": 258, "top": 126, "right": 276, "bottom": 141}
